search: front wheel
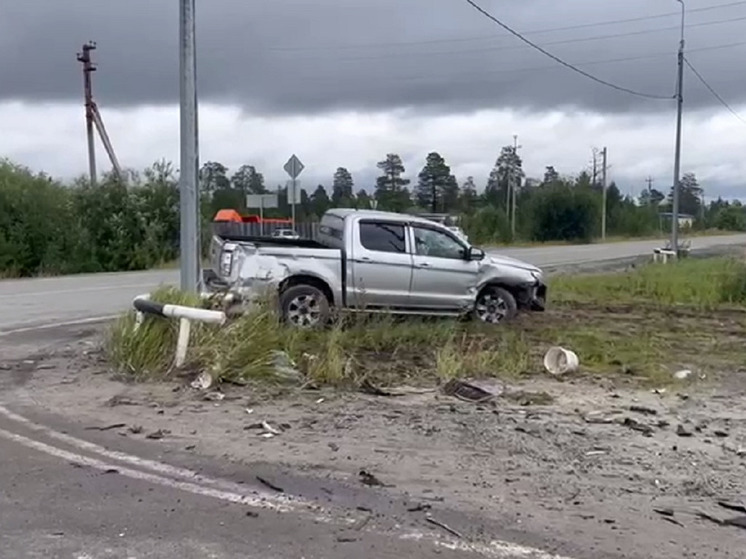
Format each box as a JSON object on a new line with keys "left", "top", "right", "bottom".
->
{"left": 474, "top": 286, "right": 517, "bottom": 324}
{"left": 279, "top": 285, "right": 331, "bottom": 328}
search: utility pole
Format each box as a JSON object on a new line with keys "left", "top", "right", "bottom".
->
{"left": 671, "top": 0, "right": 685, "bottom": 252}
{"left": 646, "top": 176, "right": 654, "bottom": 194}
{"left": 179, "top": 0, "right": 200, "bottom": 293}
{"left": 591, "top": 147, "right": 599, "bottom": 186}
{"left": 510, "top": 135, "right": 521, "bottom": 237}
{"left": 77, "top": 42, "right": 97, "bottom": 186}
{"left": 601, "top": 147, "right": 608, "bottom": 240}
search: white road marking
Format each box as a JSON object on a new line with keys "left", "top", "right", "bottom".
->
{"left": 0, "top": 316, "right": 119, "bottom": 337}
{"left": 0, "top": 407, "right": 576, "bottom": 559}
{"left": 0, "top": 426, "right": 291, "bottom": 511}
{"left": 0, "top": 405, "right": 297, "bottom": 502}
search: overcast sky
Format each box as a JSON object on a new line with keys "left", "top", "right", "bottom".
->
{"left": 1, "top": 0, "right": 745, "bottom": 199}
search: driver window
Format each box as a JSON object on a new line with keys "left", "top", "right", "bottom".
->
{"left": 412, "top": 226, "right": 465, "bottom": 260}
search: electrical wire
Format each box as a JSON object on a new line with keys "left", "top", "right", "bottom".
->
{"left": 462, "top": 0, "right": 673, "bottom": 100}
{"left": 287, "top": 14, "right": 746, "bottom": 62}
{"left": 684, "top": 56, "right": 746, "bottom": 124}
{"left": 267, "top": 0, "right": 746, "bottom": 51}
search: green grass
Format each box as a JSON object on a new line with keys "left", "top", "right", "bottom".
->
{"left": 106, "top": 257, "right": 746, "bottom": 390}
{"left": 551, "top": 256, "right": 746, "bottom": 309}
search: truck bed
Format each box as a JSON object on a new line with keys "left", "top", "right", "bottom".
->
{"left": 215, "top": 233, "right": 330, "bottom": 250}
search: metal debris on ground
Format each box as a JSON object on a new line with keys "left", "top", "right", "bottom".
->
{"left": 85, "top": 423, "right": 126, "bottom": 431}
{"left": 442, "top": 379, "right": 498, "bottom": 403}
{"left": 425, "top": 515, "right": 463, "bottom": 539}
{"left": 145, "top": 429, "right": 168, "bottom": 440}
{"left": 629, "top": 405, "right": 658, "bottom": 416}
{"left": 622, "top": 417, "right": 654, "bottom": 436}
{"left": 256, "top": 475, "right": 284, "bottom": 493}
{"left": 674, "top": 369, "right": 693, "bottom": 380}
{"left": 359, "top": 470, "right": 391, "bottom": 487}
{"left": 190, "top": 371, "right": 213, "bottom": 390}
{"left": 676, "top": 423, "right": 694, "bottom": 437}
{"left": 202, "top": 391, "right": 225, "bottom": 402}
{"left": 718, "top": 501, "right": 746, "bottom": 514}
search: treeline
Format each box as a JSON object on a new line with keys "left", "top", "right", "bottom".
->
{"left": 0, "top": 148, "right": 743, "bottom": 277}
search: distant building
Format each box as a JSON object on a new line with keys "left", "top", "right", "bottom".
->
{"left": 658, "top": 212, "right": 695, "bottom": 228}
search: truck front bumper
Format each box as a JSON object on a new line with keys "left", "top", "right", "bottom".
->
{"left": 516, "top": 280, "right": 546, "bottom": 311}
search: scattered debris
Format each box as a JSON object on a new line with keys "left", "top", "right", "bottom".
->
{"left": 676, "top": 423, "right": 694, "bottom": 437}
{"left": 245, "top": 510, "right": 259, "bottom": 518}
{"left": 623, "top": 417, "right": 654, "bottom": 436}
{"left": 674, "top": 369, "right": 693, "bottom": 381}
{"left": 328, "top": 442, "right": 339, "bottom": 452}
{"left": 583, "top": 411, "right": 614, "bottom": 424}
{"left": 543, "top": 346, "right": 579, "bottom": 376}
{"left": 425, "top": 515, "right": 463, "bottom": 539}
{"left": 128, "top": 425, "right": 143, "bottom": 434}
{"left": 714, "top": 429, "right": 729, "bottom": 438}
{"left": 654, "top": 507, "right": 675, "bottom": 517}
{"left": 85, "top": 423, "right": 126, "bottom": 432}
{"left": 407, "top": 503, "right": 432, "bottom": 513}
{"left": 106, "top": 395, "right": 139, "bottom": 407}
{"left": 146, "top": 429, "right": 168, "bottom": 440}
{"left": 103, "top": 468, "right": 119, "bottom": 475}
{"left": 256, "top": 475, "right": 284, "bottom": 493}
{"left": 271, "top": 351, "right": 303, "bottom": 383}
{"left": 718, "top": 501, "right": 746, "bottom": 514}
{"left": 360, "top": 378, "right": 392, "bottom": 397}
{"left": 442, "top": 379, "right": 497, "bottom": 403}
{"left": 203, "top": 392, "right": 225, "bottom": 402}
{"left": 359, "top": 470, "right": 392, "bottom": 487}
{"left": 722, "top": 442, "right": 746, "bottom": 456}
{"left": 190, "top": 371, "right": 213, "bottom": 390}
{"left": 336, "top": 536, "right": 357, "bottom": 543}
{"left": 629, "top": 405, "right": 658, "bottom": 416}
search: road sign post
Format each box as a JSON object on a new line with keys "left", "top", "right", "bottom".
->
{"left": 246, "top": 193, "right": 279, "bottom": 236}
{"left": 283, "top": 154, "right": 304, "bottom": 226}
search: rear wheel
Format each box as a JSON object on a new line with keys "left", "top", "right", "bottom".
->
{"left": 474, "top": 286, "right": 517, "bottom": 324}
{"left": 279, "top": 285, "right": 331, "bottom": 328}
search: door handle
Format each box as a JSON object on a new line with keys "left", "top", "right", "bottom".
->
{"left": 419, "top": 262, "right": 431, "bottom": 268}
{"left": 359, "top": 256, "right": 372, "bottom": 262}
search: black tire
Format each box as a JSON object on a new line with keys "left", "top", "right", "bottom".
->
{"left": 279, "top": 284, "right": 331, "bottom": 328}
{"left": 474, "top": 286, "right": 518, "bottom": 324}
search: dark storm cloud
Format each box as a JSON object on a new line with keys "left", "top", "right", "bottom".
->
{"left": 1, "top": 0, "right": 745, "bottom": 114}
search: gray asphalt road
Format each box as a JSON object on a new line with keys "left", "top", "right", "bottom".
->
{"left": 0, "top": 402, "right": 562, "bottom": 559}
{"left": 1, "top": 234, "right": 745, "bottom": 332}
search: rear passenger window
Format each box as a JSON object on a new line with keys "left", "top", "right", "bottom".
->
{"left": 359, "top": 222, "right": 406, "bottom": 253}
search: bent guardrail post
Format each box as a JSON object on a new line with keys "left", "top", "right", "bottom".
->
{"left": 132, "top": 295, "right": 226, "bottom": 368}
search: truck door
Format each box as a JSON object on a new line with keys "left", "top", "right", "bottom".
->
{"left": 408, "top": 224, "right": 478, "bottom": 311}
{"left": 349, "top": 220, "right": 413, "bottom": 309}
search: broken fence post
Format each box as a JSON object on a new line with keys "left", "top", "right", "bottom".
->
{"left": 132, "top": 295, "right": 226, "bottom": 368}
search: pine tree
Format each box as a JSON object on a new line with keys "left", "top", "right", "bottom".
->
{"left": 484, "top": 146, "right": 523, "bottom": 208}
{"left": 331, "top": 167, "right": 355, "bottom": 207}
{"left": 415, "top": 152, "right": 458, "bottom": 212}
{"left": 374, "top": 153, "right": 411, "bottom": 212}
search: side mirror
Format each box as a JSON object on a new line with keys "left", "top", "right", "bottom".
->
{"left": 467, "top": 247, "right": 485, "bottom": 261}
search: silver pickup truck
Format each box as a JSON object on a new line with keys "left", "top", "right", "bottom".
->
{"left": 206, "top": 208, "right": 546, "bottom": 327}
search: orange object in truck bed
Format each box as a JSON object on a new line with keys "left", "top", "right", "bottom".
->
{"left": 213, "top": 209, "right": 292, "bottom": 224}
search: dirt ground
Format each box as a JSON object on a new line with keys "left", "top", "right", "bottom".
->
{"left": 3, "top": 316, "right": 746, "bottom": 559}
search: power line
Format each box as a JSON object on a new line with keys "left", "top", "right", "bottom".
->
{"left": 291, "top": 14, "right": 746, "bottom": 62}
{"left": 462, "top": 0, "right": 673, "bottom": 100}
{"left": 285, "top": 40, "right": 746, "bottom": 87}
{"left": 267, "top": 0, "right": 746, "bottom": 52}
{"left": 684, "top": 57, "right": 746, "bottom": 124}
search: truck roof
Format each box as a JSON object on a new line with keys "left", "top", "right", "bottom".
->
{"left": 325, "top": 208, "right": 442, "bottom": 227}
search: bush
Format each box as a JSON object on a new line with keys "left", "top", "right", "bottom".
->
{"left": 528, "top": 184, "right": 599, "bottom": 243}
{"left": 0, "top": 161, "right": 180, "bottom": 277}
